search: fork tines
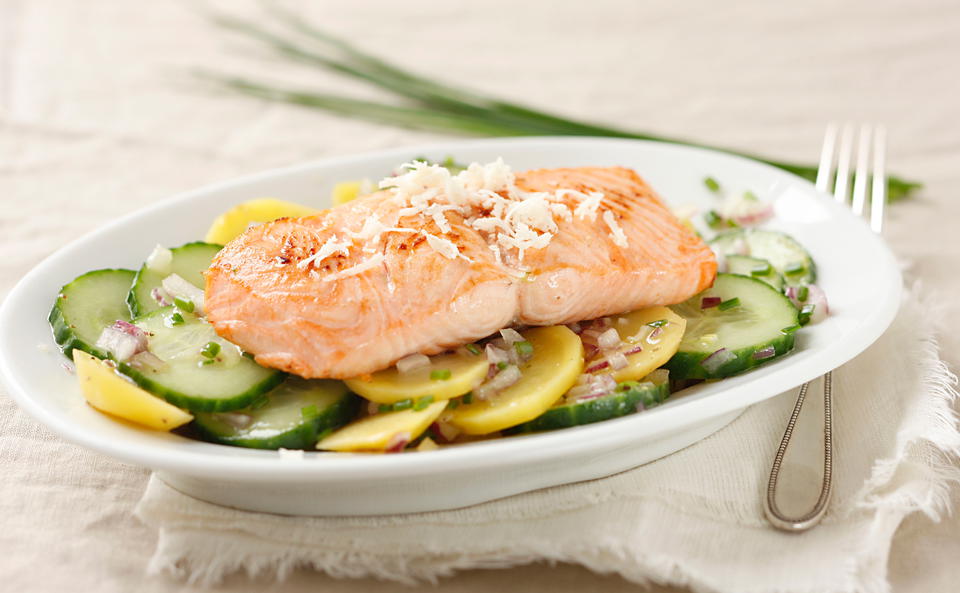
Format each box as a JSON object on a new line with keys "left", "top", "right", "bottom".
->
{"left": 814, "top": 123, "right": 887, "bottom": 234}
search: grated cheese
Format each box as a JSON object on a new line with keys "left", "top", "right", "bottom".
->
{"left": 297, "top": 235, "right": 351, "bottom": 269}
{"left": 603, "top": 210, "right": 628, "bottom": 248}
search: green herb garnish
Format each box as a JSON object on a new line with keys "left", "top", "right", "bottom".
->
{"left": 203, "top": 9, "right": 922, "bottom": 202}
{"left": 465, "top": 343, "right": 482, "bottom": 356}
{"left": 704, "top": 177, "right": 721, "bottom": 192}
{"left": 718, "top": 297, "right": 741, "bottom": 311}
{"left": 167, "top": 311, "right": 185, "bottom": 327}
{"left": 413, "top": 395, "right": 435, "bottom": 410}
{"left": 647, "top": 319, "right": 668, "bottom": 328}
{"left": 463, "top": 392, "right": 473, "bottom": 404}
{"left": 200, "top": 341, "right": 221, "bottom": 359}
{"left": 743, "top": 190, "right": 758, "bottom": 201}
{"left": 496, "top": 361, "right": 508, "bottom": 371}
{"left": 797, "top": 285, "right": 809, "bottom": 302}
{"left": 513, "top": 340, "right": 534, "bottom": 357}
{"left": 430, "top": 369, "right": 452, "bottom": 381}
{"left": 173, "top": 297, "right": 194, "bottom": 313}
{"left": 393, "top": 398, "right": 413, "bottom": 411}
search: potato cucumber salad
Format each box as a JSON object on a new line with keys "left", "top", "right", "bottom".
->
{"left": 49, "top": 174, "right": 827, "bottom": 453}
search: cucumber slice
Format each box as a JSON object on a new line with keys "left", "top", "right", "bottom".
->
{"left": 49, "top": 268, "right": 136, "bottom": 359}
{"left": 193, "top": 378, "right": 360, "bottom": 449}
{"left": 724, "top": 255, "right": 784, "bottom": 291}
{"left": 119, "top": 307, "right": 283, "bottom": 412}
{"left": 666, "top": 273, "right": 799, "bottom": 379}
{"left": 127, "top": 242, "right": 222, "bottom": 317}
{"left": 505, "top": 379, "right": 669, "bottom": 434}
{"left": 711, "top": 229, "right": 815, "bottom": 286}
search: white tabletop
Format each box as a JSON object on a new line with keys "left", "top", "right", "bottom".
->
{"left": 2, "top": 1, "right": 958, "bottom": 591}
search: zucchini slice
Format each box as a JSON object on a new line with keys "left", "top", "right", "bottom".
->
{"left": 724, "top": 255, "right": 785, "bottom": 291}
{"left": 49, "top": 268, "right": 136, "bottom": 359}
{"left": 127, "top": 242, "right": 222, "bottom": 317}
{"left": 711, "top": 229, "right": 815, "bottom": 286}
{"left": 506, "top": 379, "right": 669, "bottom": 434}
{"left": 119, "top": 307, "right": 283, "bottom": 412}
{"left": 193, "top": 377, "right": 359, "bottom": 449}
{"left": 666, "top": 274, "right": 799, "bottom": 379}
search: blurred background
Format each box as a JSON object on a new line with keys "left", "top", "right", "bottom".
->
{"left": 1, "top": 1, "right": 958, "bottom": 591}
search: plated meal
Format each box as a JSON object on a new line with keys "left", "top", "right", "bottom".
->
{"left": 48, "top": 157, "right": 826, "bottom": 454}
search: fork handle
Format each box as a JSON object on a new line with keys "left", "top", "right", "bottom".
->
{"left": 763, "top": 372, "right": 834, "bottom": 531}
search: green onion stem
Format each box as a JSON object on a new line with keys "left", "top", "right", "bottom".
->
{"left": 207, "top": 11, "right": 922, "bottom": 202}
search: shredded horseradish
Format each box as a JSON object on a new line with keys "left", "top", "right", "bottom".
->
{"left": 297, "top": 159, "right": 628, "bottom": 275}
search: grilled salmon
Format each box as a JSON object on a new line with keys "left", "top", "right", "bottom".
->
{"left": 205, "top": 164, "right": 716, "bottom": 378}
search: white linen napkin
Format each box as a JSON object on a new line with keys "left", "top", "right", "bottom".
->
{"left": 135, "top": 287, "right": 959, "bottom": 593}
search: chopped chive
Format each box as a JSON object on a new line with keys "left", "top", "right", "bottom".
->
{"left": 781, "top": 324, "right": 801, "bottom": 334}
{"left": 447, "top": 398, "right": 460, "bottom": 410}
{"left": 784, "top": 262, "right": 806, "bottom": 276}
{"left": 496, "top": 361, "right": 508, "bottom": 371}
{"left": 167, "top": 312, "right": 185, "bottom": 327}
{"left": 378, "top": 403, "right": 392, "bottom": 413}
{"left": 430, "top": 368, "right": 452, "bottom": 381}
{"left": 413, "top": 395, "right": 435, "bottom": 410}
{"left": 465, "top": 343, "right": 482, "bottom": 356}
{"left": 301, "top": 404, "right": 319, "bottom": 420}
{"left": 513, "top": 340, "right": 534, "bottom": 357}
{"left": 750, "top": 262, "right": 772, "bottom": 277}
{"left": 718, "top": 297, "right": 741, "bottom": 311}
{"left": 200, "top": 341, "right": 221, "bottom": 358}
{"left": 704, "top": 177, "right": 721, "bottom": 192}
{"left": 463, "top": 392, "right": 473, "bottom": 404}
{"left": 199, "top": 358, "right": 215, "bottom": 366}
{"left": 797, "top": 285, "right": 809, "bottom": 302}
{"left": 647, "top": 319, "right": 668, "bottom": 328}
{"left": 173, "top": 297, "right": 195, "bottom": 313}
{"left": 798, "top": 304, "right": 816, "bottom": 325}
{"left": 704, "top": 210, "right": 722, "bottom": 228}
{"left": 393, "top": 398, "right": 413, "bottom": 411}
{"left": 743, "top": 190, "right": 758, "bottom": 201}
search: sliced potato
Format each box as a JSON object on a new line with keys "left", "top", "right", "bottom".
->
{"left": 344, "top": 350, "right": 488, "bottom": 404}
{"left": 73, "top": 350, "right": 193, "bottom": 431}
{"left": 204, "top": 198, "right": 318, "bottom": 244}
{"left": 332, "top": 181, "right": 364, "bottom": 206}
{"left": 591, "top": 306, "right": 686, "bottom": 382}
{"left": 448, "top": 326, "right": 584, "bottom": 435}
{"left": 317, "top": 400, "right": 447, "bottom": 452}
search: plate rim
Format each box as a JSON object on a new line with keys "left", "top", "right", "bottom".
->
{"left": 0, "top": 136, "right": 902, "bottom": 481}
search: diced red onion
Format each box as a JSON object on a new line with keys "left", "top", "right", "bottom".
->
{"left": 805, "top": 284, "right": 830, "bottom": 323}
{"left": 431, "top": 421, "right": 460, "bottom": 443}
{"left": 485, "top": 344, "right": 510, "bottom": 365}
{"left": 647, "top": 326, "right": 664, "bottom": 344}
{"left": 701, "top": 296, "right": 722, "bottom": 309}
{"left": 151, "top": 287, "right": 170, "bottom": 306}
{"left": 568, "top": 373, "right": 617, "bottom": 400}
{"left": 607, "top": 351, "right": 629, "bottom": 370}
{"left": 701, "top": 347, "right": 737, "bottom": 373}
{"left": 585, "top": 360, "right": 610, "bottom": 373}
{"left": 580, "top": 328, "right": 602, "bottom": 342}
{"left": 622, "top": 344, "right": 643, "bottom": 356}
{"left": 474, "top": 364, "right": 522, "bottom": 400}
{"left": 396, "top": 353, "right": 431, "bottom": 373}
{"left": 162, "top": 274, "right": 205, "bottom": 315}
{"left": 583, "top": 343, "right": 600, "bottom": 359}
{"left": 128, "top": 350, "right": 166, "bottom": 372}
{"left": 753, "top": 346, "right": 776, "bottom": 360}
{"left": 499, "top": 328, "right": 524, "bottom": 345}
{"left": 385, "top": 432, "right": 411, "bottom": 453}
{"left": 61, "top": 362, "right": 75, "bottom": 374}
{"left": 566, "top": 322, "right": 583, "bottom": 334}
{"left": 145, "top": 244, "right": 173, "bottom": 274}
{"left": 597, "top": 328, "right": 621, "bottom": 351}
{"left": 95, "top": 323, "right": 148, "bottom": 362}
{"left": 731, "top": 204, "right": 774, "bottom": 226}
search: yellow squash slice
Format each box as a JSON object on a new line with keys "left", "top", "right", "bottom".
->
{"left": 73, "top": 350, "right": 193, "bottom": 431}
{"left": 589, "top": 306, "right": 686, "bottom": 382}
{"left": 317, "top": 400, "right": 447, "bottom": 452}
{"left": 204, "top": 198, "right": 319, "bottom": 244}
{"left": 344, "top": 349, "right": 488, "bottom": 404}
{"left": 448, "top": 325, "right": 584, "bottom": 435}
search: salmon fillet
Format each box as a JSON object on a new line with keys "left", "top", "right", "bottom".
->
{"left": 205, "top": 165, "right": 716, "bottom": 378}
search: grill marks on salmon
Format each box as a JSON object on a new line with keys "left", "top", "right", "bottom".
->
{"left": 205, "top": 166, "right": 716, "bottom": 378}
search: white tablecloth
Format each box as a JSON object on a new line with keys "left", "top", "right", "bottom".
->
{"left": 2, "top": 1, "right": 959, "bottom": 591}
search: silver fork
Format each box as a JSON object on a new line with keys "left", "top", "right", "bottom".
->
{"left": 763, "top": 123, "right": 887, "bottom": 531}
